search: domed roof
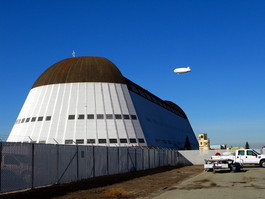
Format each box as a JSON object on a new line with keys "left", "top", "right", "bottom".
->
{"left": 32, "top": 56, "right": 125, "bottom": 88}
{"left": 164, "top": 101, "right": 187, "bottom": 119}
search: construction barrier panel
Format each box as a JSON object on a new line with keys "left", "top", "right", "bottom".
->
{"left": 0, "top": 142, "right": 191, "bottom": 193}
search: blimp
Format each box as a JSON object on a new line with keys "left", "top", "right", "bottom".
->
{"left": 174, "top": 66, "right": 191, "bottom": 74}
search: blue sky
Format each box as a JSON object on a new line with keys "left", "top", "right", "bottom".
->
{"left": 1, "top": 0, "right": 264, "bottom": 148}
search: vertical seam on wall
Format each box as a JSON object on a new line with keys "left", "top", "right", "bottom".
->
{"left": 85, "top": 83, "right": 87, "bottom": 144}
{"left": 114, "top": 84, "right": 129, "bottom": 146}
{"left": 47, "top": 85, "right": 60, "bottom": 143}
{"left": 73, "top": 83, "right": 80, "bottom": 142}
{"left": 108, "top": 83, "right": 120, "bottom": 145}
{"left": 47, "top": 84, "right": 60, "bottom": 144}
{"left": 100, "top": 83, "right": 109, "bottom": 146}
{"left": 20, "top": 89, "right": 36, "bottom": 142}
{"left": 57, "top": 84, "right": 68, "bottom": 143}
{"left": 30, "top": 85, "right": 48, "bottom": 142}
{"left": 44, "top": 85, "right": 55, "bottom": 143}
{"left": 121, "top": 84, "right": 139, "bottom": 146}
{"left": 18, "top": 89, "right": 39, "bottom": 142}
{"left": 93, "top": 83, "right": 98, "bottom": 144}
{"left": 21, "top": 88, "right": 39, "bottom": 142}
{"left": 130, "top": 93, "right": 147, "bottom": 145}
{"left": 37, "top": 85, "right": 52, "bottom": 142}
{"left": 61, "top": 83, "right": 72, "bottom": 143}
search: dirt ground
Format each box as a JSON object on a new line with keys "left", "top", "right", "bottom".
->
{"left": 1, "top": 165, "right": 203, "bottom": 199}
{"left": 153, "top": 165, "right": 265, "bottom": 199}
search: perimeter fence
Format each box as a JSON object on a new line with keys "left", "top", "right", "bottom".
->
{"left": 0, "top": 142, "right": 191, "bottom": 193}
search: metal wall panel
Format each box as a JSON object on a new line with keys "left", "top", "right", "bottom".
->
{"left": 159, "top": 149, "right": 166, "bottom": 166}
{"left": 143, "top": 148, "right": 149, "bottom": 170}
{"left": 1, "top": 142, "right": 32, "bottom": 193}
{"left": 128, "top": 148, "right": 136, "bottom": 172}
{"left": 135, "top": 148, "right": 143, "bottom": 171}
{"left": 78, "top": 146, "right": 94, "bottom": 180}
{"left": 0, "top": 142, "right": 188, "bottom": 194}
{"left": 58, "top": 145, "right": 77, "bottom": 183}
{"left": 107, "top": 147, "right": 119, "bottom": 175}
{"left": 34, "top": 144, "right": 57, "bottom": 187}
{"left": 118, "top": 147, "right": 128, "bottom": 173}
{"left": 154, "top": 149, "right": 160, "bottom": 168}
{"left": 94, "top": 146, "right": 107, "bottom": 177}
{"left": 149, "top": 149, "right": 155, "bottom": 169}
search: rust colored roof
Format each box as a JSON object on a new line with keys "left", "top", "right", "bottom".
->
{"left": 32, "top": 56, "right": 125, "bottom": 88}
{"left": 164, "top": 101, "right": 187, "bottom": 119}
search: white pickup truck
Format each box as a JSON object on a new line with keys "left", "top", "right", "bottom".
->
{"left": 204, "top": 149, "right": 265, "bottom": 173}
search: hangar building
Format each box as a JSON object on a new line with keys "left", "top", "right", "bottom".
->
{"left": 8, "top": 56, "right": 198, "bottom": 149}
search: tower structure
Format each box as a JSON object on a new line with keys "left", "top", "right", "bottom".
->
{"left": 198, "top": 133, "right": 210, "bottom": 150}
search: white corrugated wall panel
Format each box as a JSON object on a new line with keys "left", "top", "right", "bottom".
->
{"left": 86, "top": 120, "right": 97, "bottom": 140}
{"left": 8, "top": 81, "right": 145, "bottom": 146}
{"left": 37, "top": 85, "right": 55, "bottom": 142}
{"left": 29, "top": 86, "right": 49, "bottom": 141}
{"left": 116, "top": 120, "right": 127, "bottom": 139}
{"left": 86, "top": 83, "right": 95, "bottom": 114}
{"left": 124, "top": 120, "right": 135, "bottom": 138}
{"left": 95, "top": 83, "right": 104, "bottom": 113}
{"left": 132, "top": 120, "right": 145, "bottom": 141}
{"left": 97, "top": 120, "right": 107, "bottom": 142}
{"left": 116, "top": 84, "right": 129, "bottom": 114}
{"left": 46, "top": 84, "right": 60, "bottom": 143}
{"left": 75, "top": 83, "right": 86, "bottom": 141}
{"left": 102, "top": 84, "right": 112, "bottom": 113}
{"left": 18, "top": 87, "right": 43, "bottom": 142}
{"left": 106, "top": 120, "right": 117, "bottom": 139}
{"left": 109, "top": 84, "right": 121, "bottom": 114}
{"left": 53, "top": 84, "right": 68, "bottom": 144}
{"left": 64, "top": 84, "right": 76, "bottom": 141}
{"left": 121, "top": 84, "right": 136, "bottom": 115}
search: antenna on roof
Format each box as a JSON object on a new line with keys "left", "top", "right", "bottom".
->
{"left": 72, "top": 50, "right": 76, "bottom": 57}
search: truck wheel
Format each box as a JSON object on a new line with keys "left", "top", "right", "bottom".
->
{"left": 235, "top": 163, "right": 241, "bottom": 172}
{"left": 260, "top": 160, "right": 265, "bottom": 168}
{"left": 231, "top": 166, "right": 236, "bottom": 173}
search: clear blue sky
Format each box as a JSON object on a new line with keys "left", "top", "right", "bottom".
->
{"left": 1, "top": 0, "right": 264, "bottom": 148}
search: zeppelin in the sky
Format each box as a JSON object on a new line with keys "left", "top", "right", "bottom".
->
{"left": 174, "top": 66, "right": 191, "bottom": 74}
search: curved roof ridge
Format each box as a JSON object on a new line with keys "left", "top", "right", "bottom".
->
{"left": 32, "top": 56, "right": 125, "bottom": 88}
{"left": 164, "top": 100, "right": 188, "bottom": 119}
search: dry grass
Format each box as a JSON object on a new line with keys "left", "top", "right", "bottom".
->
{"left": 1, "top": 165, "right": 203, "bottom": 199}
{"left": 102, "top": 187, "right": 131, "bottom": 198}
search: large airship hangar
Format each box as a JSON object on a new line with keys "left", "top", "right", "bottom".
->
{"left": 8, "top": 56, "right": 198, "bottom": 149}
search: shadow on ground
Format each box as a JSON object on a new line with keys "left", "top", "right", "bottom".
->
{"left": 0, "top": 165, "right": 184, "bottom": 199}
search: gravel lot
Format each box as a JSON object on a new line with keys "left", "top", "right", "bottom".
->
{"left": 153, "top": 165, "right": 265, "bottom": 199}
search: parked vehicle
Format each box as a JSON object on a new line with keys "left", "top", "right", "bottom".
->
{"left": 1, "top": 154, "right": 32, "bottom": 184}
{"left": 204, "top": 149, "right": 265, "bottom": 173}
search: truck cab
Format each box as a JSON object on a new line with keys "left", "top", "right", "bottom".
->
{"left": 235, "top": 149, "right": 265, "bottom": 167}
